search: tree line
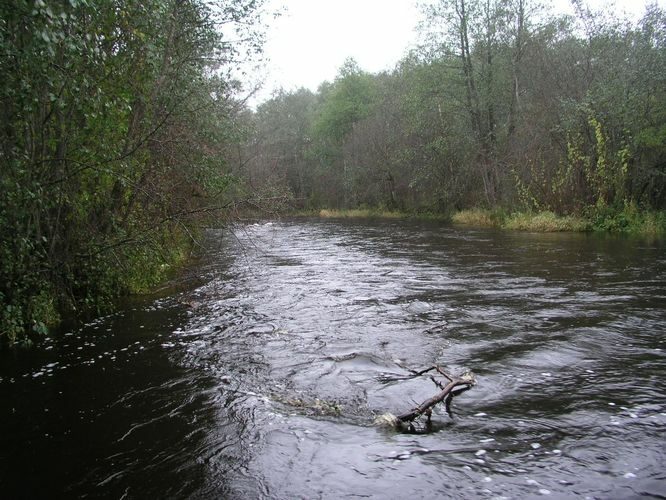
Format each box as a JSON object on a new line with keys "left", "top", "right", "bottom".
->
{"left": 241, "top": 0, "right": 666, "bottom": 224}
{"left": 0, "top": 0, "right": 268, "bottom": 345}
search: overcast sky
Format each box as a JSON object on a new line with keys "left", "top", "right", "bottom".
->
{"left": 248, "top": 0, "right": 664, "bottom": 105}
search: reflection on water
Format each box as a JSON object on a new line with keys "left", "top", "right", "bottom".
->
{"left": 1, "top": 218, "right": 665, "bottom": 498}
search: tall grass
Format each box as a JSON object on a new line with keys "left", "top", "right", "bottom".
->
{"left": 452, "top": 209, "right": 590, "bottom": 232}
{"left": 318, "top": 208, "right": 403, "bottom": 218}
{"left": 451, "top": 209, "right": 502, "bottom": 227}
{"left": 504, "top": 211, "right": 591, "bottom": 232}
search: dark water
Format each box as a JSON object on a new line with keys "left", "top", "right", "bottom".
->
{"left": 2, "top": 218, "right": 665, "bottom": 499}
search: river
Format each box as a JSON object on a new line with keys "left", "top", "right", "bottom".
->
{"left": 1, "top": 218, "right": 665, "bottom": 499}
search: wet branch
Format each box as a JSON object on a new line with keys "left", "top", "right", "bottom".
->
{"left": 396, "top": 367, "right": 476, "bottom": 424}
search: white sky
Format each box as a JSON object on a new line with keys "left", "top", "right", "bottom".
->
{"left": 248, "top": 0, "right": 664, "bottom": 105}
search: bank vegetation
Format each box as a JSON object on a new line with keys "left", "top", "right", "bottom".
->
{"left": 0, "top": 0, "right": 269, "bottom": 346}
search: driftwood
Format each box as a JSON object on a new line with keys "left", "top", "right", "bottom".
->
{"left": 375, "top": 366, "right": 476, "bottom": 431}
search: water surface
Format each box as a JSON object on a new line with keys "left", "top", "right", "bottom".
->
{"left": 1, "top": 218, "right": 665, "bottom": 498}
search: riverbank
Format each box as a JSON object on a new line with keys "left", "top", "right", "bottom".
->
{"left": 0, "top": 229, "right": 194, "bottom": 349}
{"left": 452, "top": 207, "right": 666, "bottom": 235}
{"left": 298, "top": 208, "right": 448, "bottom": 220}
{"left": 451, "top": 209, "right": 591, "bottom": 232}
{"left": 297, "top": 207, "right": 666, "bottom": 235}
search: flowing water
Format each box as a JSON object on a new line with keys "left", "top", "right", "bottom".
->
{"left": 1, "top": 218, "right": 665, "bottom": 499}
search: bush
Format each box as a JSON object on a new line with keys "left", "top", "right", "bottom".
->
{"left": 589, "top": 202, "right": 666, "bottom": 234}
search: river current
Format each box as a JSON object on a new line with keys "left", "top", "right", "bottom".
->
{"left": 1, "top": 218, "right": 665, "bottom": 498}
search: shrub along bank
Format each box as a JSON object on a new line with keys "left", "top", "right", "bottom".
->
{"left": 0, "top": 0, "right": 268, "bottom": 347}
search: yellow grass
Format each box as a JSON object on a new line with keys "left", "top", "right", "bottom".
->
{"left": 318, "top": 208, "right": 403, "bottom": 218}
{"left": 452, "top": 209, "right": 591, "bottom": 232}
{"left": 451, "top": 209, "right": 501, "bottom": 227}
{"left": 504, "top": 211, "right": 591, "bottom": 232}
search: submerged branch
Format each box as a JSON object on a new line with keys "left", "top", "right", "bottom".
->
{"left": 396, "top": 369, "right": 476, "bottom": 423}
{"left": 375, "top": 366, "right": 476, "bottom": 431}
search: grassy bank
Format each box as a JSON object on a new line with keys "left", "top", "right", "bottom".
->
{"left": 451, "top": 207, "right": 666, "bottom": 235}
{"left": 292, "top": 208, "right": 449, "bottom": 220}
{"left": 318, "top": 208, "right": 404, "bottom": 218}
{"left": 451, "top": 209, "right": 591, "bottom": 232}
{"left": 296, "top": 206, "right": 665, "bottom": 236}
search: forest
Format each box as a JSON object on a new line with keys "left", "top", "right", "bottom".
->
{"left": 244, "top": 1, "right": 666, "bottom": 225}
{"left": 2, "top": 0, "right": 665, "bottom": 345}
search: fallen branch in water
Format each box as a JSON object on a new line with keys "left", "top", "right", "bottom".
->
{"left": 375, "top": 366, "right": 476, "bottom": 431}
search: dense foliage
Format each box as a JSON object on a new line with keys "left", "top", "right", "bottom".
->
{"left": 0, "top": 0, "right": 267, "bottom": 345}
{"left": 243, "top": 1, "right": 666, "bottom": 224}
